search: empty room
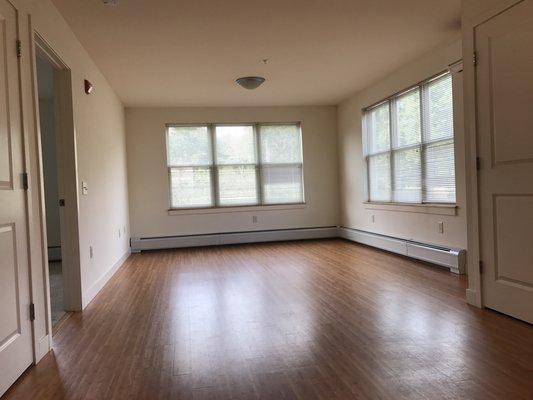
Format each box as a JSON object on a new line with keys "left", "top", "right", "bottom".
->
{"left": 1, "top": 0, "right": 532, "bottom": 399}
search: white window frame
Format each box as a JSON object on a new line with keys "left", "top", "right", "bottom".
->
{"left": 363, "top": 71, "right": 457, "bottom": 206}
{"left": 166, "top": 122, "right": 305, "bottom": 210}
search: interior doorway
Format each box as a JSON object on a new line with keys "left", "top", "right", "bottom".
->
{"left": 33, "top": 34, "right": 83, "bottom": 332}
{"left": 35, "top": 55, "right": 66, "bottom": 329}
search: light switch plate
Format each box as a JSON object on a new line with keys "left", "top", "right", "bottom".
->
{"left": 82, "top": 181, "right": 88, "bottom": 195}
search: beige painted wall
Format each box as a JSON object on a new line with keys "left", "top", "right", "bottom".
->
{"left": 337, "top": 39, "right": 468, "bottom": 249}
{"left": 462, "top": 0, "right": 512, "bottom": 21}
{"left": 126, "top": 106, "right": 339, "bottom": 238}
{"left": 16, "top": 0, "right": 130, "bottom": 357}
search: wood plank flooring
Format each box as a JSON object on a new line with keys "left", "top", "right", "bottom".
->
{"left": 3, "top": 239, "right": 533, "bottom": 399}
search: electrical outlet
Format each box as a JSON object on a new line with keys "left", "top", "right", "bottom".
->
{"left": 89, "top": 246, "right": 94, "bottom": 259}
{"left": 438, "top": 221, "right": 444, "bottom": 234}
{"left": 252, "top": 215, "right": 258, "bottom": 223}
{"left": 81, "top": 181, "right": 88, "bottom": 195}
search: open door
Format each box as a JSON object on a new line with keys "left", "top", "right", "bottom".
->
{"left": 33, "top": 35, "right": 83, "bottom": 317}
{"left": 475, "top": 0, "right": 533, "bottom": 323}
{"left": 0, "top": 0, "right": 34, "bottom": 396}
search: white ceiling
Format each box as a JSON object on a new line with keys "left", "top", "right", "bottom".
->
{"left": 52, "top": 0, "right": 461, "bottom": 107}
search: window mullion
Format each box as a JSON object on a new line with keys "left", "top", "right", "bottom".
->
{"left": 209, "top": 124, "right": 219, "bottom": 207}
{"left": 420, "top": 84, "right": 429, "bottom": 203}
{"left": 389, "top": 99, "right": 396, "bottom": 203}
{"left": 255, "top": 123, "right": 264, "bottom": 205}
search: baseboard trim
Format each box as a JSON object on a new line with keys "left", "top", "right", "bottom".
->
{"left": 82, "top": 250, "right": 131, "bottom": 309}
{"left": 131, "top": 226, "right": 338, "bottom": 252}
{"left": 338, "top": 227, "right": 466, "bottom": 274}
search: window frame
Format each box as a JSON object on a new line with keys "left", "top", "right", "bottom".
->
{"left": 166, "top": 122, "right": 305, "bottom": 210}
{"left": 363, "top": 70, "right": 457, "bottom": 206}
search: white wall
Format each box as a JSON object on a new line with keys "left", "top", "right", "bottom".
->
{"left": 38, "top": 83, "right": 61, "bottom": 255}
{"left": 337, "top": 39, "right": 468, "bottom": 249}
{"left": 126, "top": 106, "right": 339, "bottom": 238}
{"left": 17, "top": 0, "right": 130, "bottom": 358}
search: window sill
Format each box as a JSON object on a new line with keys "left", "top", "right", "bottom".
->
{"left": 168, "top": 203, "right": 306, "bottom": 216}
{"left": 363, "top": 202, "right": 457, "bottom": 216}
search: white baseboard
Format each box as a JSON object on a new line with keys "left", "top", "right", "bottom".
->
{"left": 338, "top": 227, "right": 466, "bottom": 274}
{"left": 82, "top": 250, "right": 131, "bottom": 308}
{"left": 131, "top": 226, "right": 338, "bottom": 252}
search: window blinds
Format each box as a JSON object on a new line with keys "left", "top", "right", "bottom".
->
{"left": 364, "top": 72, "right": 456, "bottom": 204}
{"left": 167, "top": 123, "right": 304, "bottom": 209}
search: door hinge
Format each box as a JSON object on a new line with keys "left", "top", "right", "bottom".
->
{"left": 479, "top": 261, "right": 484, "bottom": 274}
{"left": 476, "top": 157, "right": 481, "bottom": 170}
{"left": 473, "top": 52, "right": 477, "bottom": 67}
{"left": 16, "top": 39, "right": 22, "bottom": 58}
{"left": 22, "top": 172, "right": 29, "bottom": 190}
{"left": 29, "top": 303, "right": 35, "bottom": 321}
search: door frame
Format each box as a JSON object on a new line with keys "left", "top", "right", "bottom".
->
{"left": 30, "top": 32, "right": 82, "bottom": 319}
{"left": 462, "top": 0, "right": 525, "bottom": 308}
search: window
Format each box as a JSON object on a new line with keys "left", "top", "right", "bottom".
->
{"left": 364, "top": 72, "right": 456, "bottom": 204}
{"left": 166, "top": 123, "right": 304, "bottom": 209}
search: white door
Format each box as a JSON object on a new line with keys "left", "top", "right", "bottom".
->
{"left": 476, "top": 0, "right": 533, "bottom": 324}
{"left": 0, "top": 0, "right": 34, "bottom": 396}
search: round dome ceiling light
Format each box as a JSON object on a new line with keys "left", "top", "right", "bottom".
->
{"left": 236, "top": 76, "right": 266, "bottom": 90}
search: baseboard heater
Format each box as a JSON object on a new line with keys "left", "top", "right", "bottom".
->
{"left": 338, "top": 227, "right": 466, "bottom": 274}
{"left": 130, "top": 226, "right": 338, "bottom": 253}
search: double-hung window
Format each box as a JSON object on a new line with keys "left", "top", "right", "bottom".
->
{"left": 166, "top": 123, "right": 304, "bottom": 209}
{"left": 364, "top": 72, "right": 456, "bottom": 204}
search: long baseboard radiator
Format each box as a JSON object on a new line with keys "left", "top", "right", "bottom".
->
{"left": 130, "top": 226, "right": 465, "bottom": 275}
{"left": 338, "top": 227, "right": 466, "bottom": 274}
{"left": 130, "top": 226, "right": 338, "bottom": 253}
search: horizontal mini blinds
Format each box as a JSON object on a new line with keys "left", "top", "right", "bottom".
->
{"left": 215, "top": 125, "right": 258, "bottom": 206}
{"left": 166, "top": 123, "right": 304, "bottom": 209}
{"left": 364, "top": 72, "right": 456, "bottom": 204}
{"left": 167, "top": 126, "right": 213, "bottom": 208}
{"left": 260, "top": 124, "right": 304, "bottom": 204}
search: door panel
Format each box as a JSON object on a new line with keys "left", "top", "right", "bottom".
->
{"left": 0, "top": 224, "right": 20, "bottom": 343}
{"left": 494, "top": 195, "right": 533, "bottom": 286}
{"left": 0, "top": 16, "right": 12, "bottom": 187}
{"left": 0, "top": 0, "right": 33, "bottom": 396}
{"left": 476, "top": 0, "right": 533, "bottom": 323}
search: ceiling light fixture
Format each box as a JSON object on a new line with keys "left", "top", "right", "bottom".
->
{"left": 236, "top": 76, "right": 266, "bottom": 90}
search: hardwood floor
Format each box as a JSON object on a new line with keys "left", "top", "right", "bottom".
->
{"left": 4, "top": 239, "right": 533, "bottom": 399}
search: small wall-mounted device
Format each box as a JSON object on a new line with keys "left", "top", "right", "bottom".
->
{"left": 84, "top": 79, "right": 93, "bottom": 95}
{"left": 81, "top": 181, "right": 88, "bottom": 195}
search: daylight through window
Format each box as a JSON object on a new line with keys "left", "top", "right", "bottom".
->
{"left": 364, "top": 72, "right": 456, "bottom": 204}
{"left": 166, "top": 123, "right": 304, "bottom": 209}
